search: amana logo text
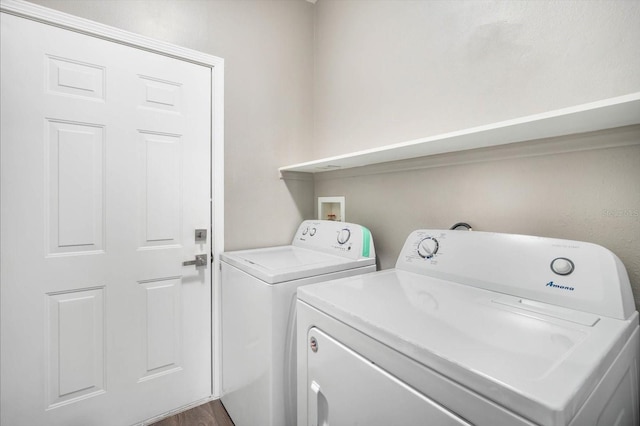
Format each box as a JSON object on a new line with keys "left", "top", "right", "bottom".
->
{"left": 546, "top": 281, "right": 575, "bottom": 291}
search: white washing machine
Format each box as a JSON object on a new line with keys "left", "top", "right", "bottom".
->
{"left": 297, "top": 229, "right": 640, "bottom": 426}
{"left": 221, "top": 220, "right": 376, "bottom": 426}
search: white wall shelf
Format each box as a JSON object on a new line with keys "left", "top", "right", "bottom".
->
{"left": 280, "top": 92, "right": 640, "bottom": 175}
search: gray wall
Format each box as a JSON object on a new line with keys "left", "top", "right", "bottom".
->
{"left": 313, "top": 0, "right": 640, "bottom": 156}
{"left": 27, "top": 0, "right": 316, "bottom": 251}
{"left": 311, "top": 0, "right": 640, "bottom": 310}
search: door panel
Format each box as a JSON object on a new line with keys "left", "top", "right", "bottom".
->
{"left": 47, "top": 288, "right": 106, "bottom": 408}
{"left": 47, "top": 55, "right": 106, "bottom": 100}
{"left": 140, "top": 131, "right": 182, "bottom": 246}
{"left": 1, "top": 12, "right": 211, "bottom": 426}
{"left": 47, "top": 120, "right": 105, "bottom": 254}
{"left": 140, "top": 278, "right": 182, "bottom": 381}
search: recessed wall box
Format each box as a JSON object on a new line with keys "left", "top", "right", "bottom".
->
{"left": 318, "top": 196, "right": 345, "bottom": 222}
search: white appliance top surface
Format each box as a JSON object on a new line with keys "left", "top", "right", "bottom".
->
{"left": 298, "top": 269, "right": 638, "bottom": 425}
{"left": 221, "top": 245, "right": 374, "bottom": 284}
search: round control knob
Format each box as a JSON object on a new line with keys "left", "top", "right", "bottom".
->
{"left": 337, "top": 228, "right": 351, "bottom": 245}
{"left": 551, "top": 257, "right": 574, "bottom": 275}
{"left": 417, "top": 237, "right": 439, "bottom": 259}
{"left": 301, "top": 226, "right": 309, "bottom": 236}
{"left": 310, "top": 228, "right": 317, "bottom": 236}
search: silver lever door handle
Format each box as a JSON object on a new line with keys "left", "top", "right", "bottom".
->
{"left": 183, "top": 254, "right": 207, "bottom": 268}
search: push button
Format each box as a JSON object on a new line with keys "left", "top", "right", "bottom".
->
{"left": 551, "top": 257, "right": 574, "bottom": 275}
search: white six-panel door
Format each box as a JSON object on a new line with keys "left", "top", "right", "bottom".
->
{"left": 1, "top": 11, "right": 212, "bottom": 426}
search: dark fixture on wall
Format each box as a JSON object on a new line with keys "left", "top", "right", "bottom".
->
{"left": 449, "top": 222, "right": 472, "bottom": 231}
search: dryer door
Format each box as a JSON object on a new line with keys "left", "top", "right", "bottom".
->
{"left": 305, "top": 328, "right": 470, "bottom": 426}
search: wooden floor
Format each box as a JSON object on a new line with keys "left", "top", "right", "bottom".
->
{"left": 150, "top": 400, "right": 234, "bottom": 426}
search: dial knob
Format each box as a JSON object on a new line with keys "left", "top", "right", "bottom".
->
{"left": 302, "top": 226, "right": 309, "bottom": 236}
{"left": 310, "top": 228, "right": 317, "bottom": 236}
{"left": 417, "top": 237, "right": 439, "bottom": 259}
{"left": 551, "top": 257, "right": 574, "bottom": 275}
{"left": 337, "top": 228, "right": 351, "bottom": 245}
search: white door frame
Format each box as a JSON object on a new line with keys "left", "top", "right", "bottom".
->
{"left": 0, "top": 0, "right": 225, "bottom": 398}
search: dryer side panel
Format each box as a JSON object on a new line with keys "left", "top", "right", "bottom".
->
{"left": 570, "top": 327, "right": 640, "bottom": 426}
{"left": 220, "top": 263, "right": 276, "bottom": 425}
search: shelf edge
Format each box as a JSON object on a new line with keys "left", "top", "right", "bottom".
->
{"left": 279, "top": 92, "right": 640, "bottom": 175}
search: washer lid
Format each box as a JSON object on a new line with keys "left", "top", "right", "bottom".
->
{"left": 221, "top": 245, "right": 374, "bottom": 284}
{"left": 298, "top": 270, "right": 638, "bottom": 426}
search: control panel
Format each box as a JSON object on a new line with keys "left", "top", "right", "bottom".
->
{"left": 292, "top": 220, "right": 375, "bottom": 260}
{"left": 395, "top": 230, "right": 634, "bottom": 321}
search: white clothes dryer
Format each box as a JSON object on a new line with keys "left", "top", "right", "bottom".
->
{"left": 297, "top": 229, "right": 639, "bottom": 426}
{"left": 221, "top": 220, "right": 375, "bottom": 426}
